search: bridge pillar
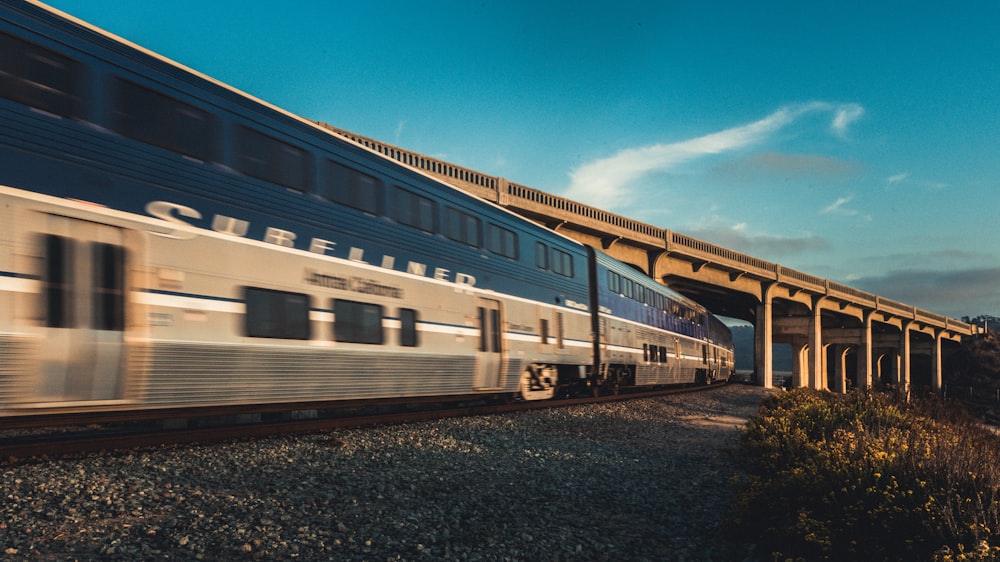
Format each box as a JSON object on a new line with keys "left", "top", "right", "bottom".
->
{"left": 827, "top": 344, "right": 850, "bottom": 394}
{"left": 857, "top": 311, "right": 874, "bottom": 389}
{"left": 753, "top": 283, "right": 777, "bottom": 389}
{"left": 791, "top": 339, "right": 809, "bottom": 388}
{"left": 874, "top": 348, "right": 897, "bottom": 386}
{"left": 899, "top": 322, "right": 913, "bottom": 396}
{"left": 931, "top": 330, "right": 944, "bottom": 394}
{"left": 831, "top": 345, "right": 851, "bottom": 394}
{"left": 809, "top": 297, "right": 826, "bottom": 390}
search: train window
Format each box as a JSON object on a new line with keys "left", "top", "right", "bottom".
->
{"left": 622, "top": 279, "right": 634, "bottom": 299}
{"left": 42, "top": 235, "right": 73, "bottom": 328}
{"left": 608, "top": 271, "right": 621, "bottom": 294}
{"left": 535, "top": 242, "right": 549, "bottom": 270}
{"left": 333, "top": 299, "right": 384, "bottom": 344}
{"left": 643, "top": 343, "right": 649, "bottom": 362}
{"left": 486, "top": 224, "right": 518, "bottom": 259}
{"left": 0, "top": 32, "right": 80, "bottom": 117}
{"left": 552, "top": 249, "right": 574, "bottom": 278}
{"left": 393, "top": 187, "right": 436, "bottom": 232}
{"left": 92, "top": 243, "right": 126, "bottom": 331}
{"left": 113, "top": 79, "right": 214, "bottom": 161}
{"left": 445, "top": 207, "right": 482, "bottom": 247}
{"left": 659, "top": 346, "right": 668, "bottom": 362}
{"left": 399, "top": 308, "right": 419, "bottom": 347}
{"left": 540, "top": 318, "right": 549, "bottom": 345}
{"left": 244, "top": 287, "right": 311, "bottom": 339}
{"left": 235, "top": 126, "right": 308, "bottom": 191}
{"left": 322, "top": 160, "right": 382, "bottom": 214}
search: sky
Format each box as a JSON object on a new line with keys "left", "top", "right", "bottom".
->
{"left": 43, "top": 0, "right": 999, "bottom": 322}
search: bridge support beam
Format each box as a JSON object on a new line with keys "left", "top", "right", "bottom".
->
{"left": 932, "top": 330, "right": 944, "bottom": 393}
{"left": 899, "top": 322, "right": 913, "bottom": 396}
{"left": 790, "top": 338, "right": 809, "bottom": 389}
{"left": 753, "top": 283, "right": 777, "bottom": 389}
{"left": 831, "top": 344, "right": 851, "bottom": 394}
{"left": 858, "top": 311, "right": 874, "bottom": 389}
{"left": 809, "top": 297, "right": 826, "bottom": 390}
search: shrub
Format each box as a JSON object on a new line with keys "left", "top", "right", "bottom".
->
{"left": 728, "top": 388, "right": 1000, "bottom": 561}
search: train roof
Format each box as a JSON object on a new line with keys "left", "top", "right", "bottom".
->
{"left": 18, "top": 1, "right": 588, "bottom": 255}
{"left": 592, "top": 248, "right": 707, "bottom": 313}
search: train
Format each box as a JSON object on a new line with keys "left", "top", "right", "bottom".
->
{"left": 0, "top": 0, "right": 733, "bottom": 418}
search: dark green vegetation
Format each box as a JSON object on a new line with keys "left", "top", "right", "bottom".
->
{"left": 728, "top": 388, "right": 1000, "bottom": 561}
{"left": 945, "top": 329, "right": 1000, "bottom": 423}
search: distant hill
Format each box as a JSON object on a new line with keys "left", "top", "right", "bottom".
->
{"left": 729, "top": 325, "right": 793, "bottom": 373}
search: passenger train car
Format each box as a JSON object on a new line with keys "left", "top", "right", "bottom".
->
{"left": 0, "top": 0, "right": 733, "bottom": 417}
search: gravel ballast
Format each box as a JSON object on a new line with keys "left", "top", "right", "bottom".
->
{"left": 2, "top": 385, "right": 770, "bottom": 561}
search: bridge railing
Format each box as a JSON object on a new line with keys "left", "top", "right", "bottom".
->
{"left": 319, "top": 122, "right": 977, "bottom": 336}
{"left": 503, "top": 180, "right": 666, "bottom": 241}
{"left": 878, "top": 296, "right": 917, "bottom": 319}
{"left": 666, "top": 230, "right": 778, "bottom": 274}
{"left": 829, "top": 282, "right": 878, "bottom": 307}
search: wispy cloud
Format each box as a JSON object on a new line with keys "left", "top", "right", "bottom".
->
{"left": 884, "top": 172, "right": 950, "bottom": 192}
{"left": 886, "top": 172, "right": 909, "bottom": 185}
{"left": 831, "top": 104, "right": 864, "bottom": 138}
{"left": 821, "top": 195, "right": 858, "bottom": 216}
{"left": 393, "top": 120, "right": 406, "bottom": 144}
{"left": 563, "top": 101, "right": 864, "bottom": 210}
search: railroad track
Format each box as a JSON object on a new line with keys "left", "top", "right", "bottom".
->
{"left": 0, "top": 382, "right": 727, "bottom": 463}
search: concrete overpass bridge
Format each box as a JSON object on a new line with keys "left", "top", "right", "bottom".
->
{"left": 319, "top": 123, "right": 980, "bottom": 393}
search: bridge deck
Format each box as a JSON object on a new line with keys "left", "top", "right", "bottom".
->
{"left": 318, "top": 122, "right": 975, "bottom": 339}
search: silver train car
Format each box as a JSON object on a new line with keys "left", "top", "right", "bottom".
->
{"left": 0, "top": 1, "right": 733, "bottom": 417}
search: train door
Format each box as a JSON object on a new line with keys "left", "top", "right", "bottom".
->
{"left": 35, "top": 216, "right": 127, "bottom": 403}
{"left": 475, "top": 298, "right": 504, "bottom": 389}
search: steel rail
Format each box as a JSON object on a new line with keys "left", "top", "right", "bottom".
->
{"left": 0, "top": 382, "right": 728, "bottom": 463}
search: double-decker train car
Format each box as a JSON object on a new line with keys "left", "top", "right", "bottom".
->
{"left": 0, "top": 0, "right": 732, "bottom": 417}
{"left": 592, "top": 249, "right": 733, "bottom": 392}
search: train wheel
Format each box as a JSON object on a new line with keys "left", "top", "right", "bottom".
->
{"left": 519, "top": 364, "right": 557, "bottom": 401}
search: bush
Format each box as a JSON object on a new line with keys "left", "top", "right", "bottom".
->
{"left": 728, "top": 388, "right": 1000, "bottom": 561}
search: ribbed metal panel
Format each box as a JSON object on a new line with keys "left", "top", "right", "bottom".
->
{"left": 131, "top": 342, "right": 478, "bottom": 406}
{"left": 637, "top": 363, "right": 696, "bottom": 386}
{"left": 0, "top": 334, "right": 38, "bottom": 404}
{"left": 503, "top": 358, "right": 523, "bottom": 393}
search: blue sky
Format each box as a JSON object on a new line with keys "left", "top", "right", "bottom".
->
{"left": 45, "top": 0, "right": 999, "bottom": 321}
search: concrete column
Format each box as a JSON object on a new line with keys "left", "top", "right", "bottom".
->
{"left": 799, "top": 340, "right": 812, "bottom": 388}
{"left": 899, "top": 322, "right": 913, "bottom": 395}
{"left": 830, "top": 345, "right": 842, "bottom": 393}
{"left": 931, "top": 330, "right": 944, "bottom": 393}
{"left": 809, "top": 297, "right": 826, "bottom": 390}
{"left": 857, "top": 311, "right": 873, "bottom": 389}
{"left": 790, "top": 339, "right": 807, "bottom": 388}
{"left": 832, "top": 345, "right": 850, "bottom": 394}
{"left": 754, "top": 283, "right": 777, "bottom": 389}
